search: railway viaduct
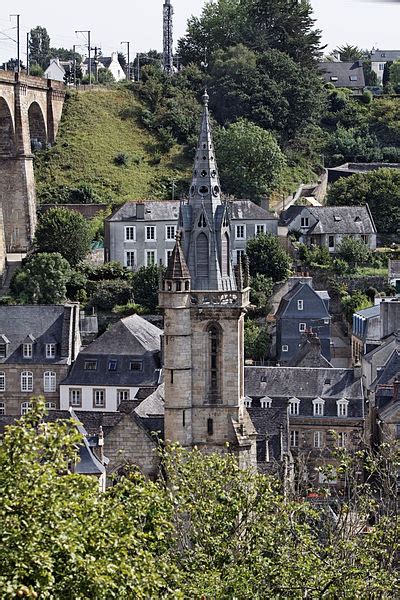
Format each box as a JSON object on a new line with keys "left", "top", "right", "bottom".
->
{"left": 0, "top": 71, "right": 65, "bottom": 252}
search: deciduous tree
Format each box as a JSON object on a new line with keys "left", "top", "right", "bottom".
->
{"left": 10, "top": 252, "right": 72, "bottom": 304}
{"left": 246, "top": 233, "right": 291, "bottom": 282}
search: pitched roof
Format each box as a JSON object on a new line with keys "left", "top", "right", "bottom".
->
{"left": 288, "top": 335, "right": 334, "bottom": 368}
{"left": 165, "top": 238, "right": 190, "bottom": 280}
{"left": 134, "top": 383, "right": 165, "bottom": 418}
{"left": 375, "top": 350, "right": 400, "bottom": 388}
{"left": 245, "top": 366, "right": 363, "bottom": 400}
{"left": 0, "top": 305, "right": 70, "bottom": 364}
{"left": 229, "top": 200, "right": 276, "bottom": 221}
{"left": 317, "top": 61, "right": 365, "bottom": 88}
{"left": 275, "top": 281, "right": 330, "bottom": 320}
{"left": 280, "top": 205, "right": 376, "bottom": 235}
{"left": 370, "top": 50, "right": 400, "bottom": 62}
{"left": 355, "top": 304, "right": 380, "bottom": 319}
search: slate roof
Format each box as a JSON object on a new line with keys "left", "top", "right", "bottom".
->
{"left": 165, "top": 238, "right": 190, "bottom": 280}
{"left": 288, "top": 335, "right": 333, "bottom": 368}
{"left": 370, "top": 50, "right": 400, "bottom": 62}
{"left": 279, "top": 205, "right": 376, "bottom": 235}
{"left": 275, "top": 282, "right": 330, "bottom": 320}
{"left": 61, "top": 315, "right": 162, "bottom": 387}
{"left": 0, "top": 305, "right": 70, "bottom": 364}
{"left": 248, "top": 403, "right": 289, "bottom": 469}
{"left": 355, "top": 305, "right": 380, "bottom": 319}
{"left": 375, "top": 350, "right": 400, "bottom": 389}
{"left": 245, "top": 366, "right": 363, "bottom": 400}
{"left": 134, "top": 383, "right": 164, "bottom": 418}
{"left": 317, "top": 61, "right": 365, "bottom": 88}
{"left": 107, "top": 199, "right": 276, "bottom": 223}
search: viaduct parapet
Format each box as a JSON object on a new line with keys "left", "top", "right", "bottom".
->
{"left": 0, "top": 72, "right": 65, "bottom": 251}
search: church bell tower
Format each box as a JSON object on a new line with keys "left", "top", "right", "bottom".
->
{"left": 159, "top": 91, "right": 256, "bottom": 468}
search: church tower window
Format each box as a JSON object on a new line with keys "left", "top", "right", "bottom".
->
{"left": 196, "top": 233, "right": 209, "bottom": 277}
{"left": 221, "top": 233, "right": 230, "bottom": 277}
{"left": 207, "top": 418, "right": 214, "bottom": 435}
{"left": 208, "top": 324, "right": 220, "bottom": 403}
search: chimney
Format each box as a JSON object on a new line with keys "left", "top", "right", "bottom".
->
{"left": 259, "top": 195, "right": 269, "bottom": 212}
{"left": 353, "top": 362, "right": 362, "bottom": 380}
{"left": 136, "top": 202, "right": 145, "bottom": 220}
{"left": 393, "top": 378, "right": 400, "bottom": 403}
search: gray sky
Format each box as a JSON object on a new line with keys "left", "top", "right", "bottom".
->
{"left": 0, "top": 0, "right": 399, "bottom": 64}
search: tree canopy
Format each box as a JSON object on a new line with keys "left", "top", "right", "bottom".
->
{"left": 10, "top": 253, "right": 72, "bottom": 304}
{"left": 35, "top": 207, "right": 93, "bottom": 266}
{"left": 132, "top": 264, "right": 164, "bottom": 313}
{"left": 246, "top": 233, "right": 291, "bottom": 282}
{"left": 29, "top": 26, "right": 51, "bottom": 69}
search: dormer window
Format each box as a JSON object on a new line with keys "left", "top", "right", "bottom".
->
{"left": 300, "top": 217, "right": 309, "bottom": 228}
{"left": 23, "top": 344, "right": 33, "bottom": 359}
{"left": 84, "top": 360, "right": 97, "bottom": 371}
{"left": 108, "top": 359, "right": 117, "bottom": 371}
{"left": 260, "top": 397, "right": 272, "bottom": 409}
{"left": 289, "top": 397, "right": 300, "bottom": 416}
{"left": 337, "top": 399, "right": 349, "bottom": 418}
{"left": 46, "top": 344, "right": 56, "bottom": 359}
{"left": 0, "top": 343, "right": 7, "bottom": 358}
{"left": 313, "top": 398, "right": 325, "bottom": 416}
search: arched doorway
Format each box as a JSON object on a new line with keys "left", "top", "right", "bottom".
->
{"left": 0, "top": 97, "right": 15, "bottom": 156}
{"left": 28, "top": 101, "right": 47, "bottom": 150}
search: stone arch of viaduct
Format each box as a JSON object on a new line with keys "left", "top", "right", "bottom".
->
{"left": 0, "top": 72, "right": 65, "bottom": 251}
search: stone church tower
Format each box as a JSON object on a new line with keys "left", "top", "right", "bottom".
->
{"left": 159, "top": 91, "right": 256, "bottom": 469}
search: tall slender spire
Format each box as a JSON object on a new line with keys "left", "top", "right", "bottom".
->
{"left": 188, "top": 90, "right": 222, "bottom": 213}
{"left": 163, "top": 0, "right": 174, "bottom": 75}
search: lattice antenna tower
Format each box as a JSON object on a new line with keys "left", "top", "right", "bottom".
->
{"left": 163, "top": 0, "right": 174, "bottom": 74}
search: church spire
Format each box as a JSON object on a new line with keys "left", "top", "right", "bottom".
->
{"left": 188, "top": 90, "right": 222, "bottom": 212}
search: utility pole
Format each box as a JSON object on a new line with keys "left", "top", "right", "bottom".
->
{"left": 75, "top": 30, "right": 91, "bottom": 84}
{"left": 73, "top": 44, "right": 77, "bottom": 86}
{"left": 136, "top": 52, "right": 140, "bottom": 82}
{"left": 10, "top": 14, "right": 20, "bottom": 73}
{"left": 121, "top": 41, "right": 131, "bottom": 80}
{"left": 26, "top": 32, "right": 29, "bottom": 74}
{"left": 91, "top": 46, "right": 99, "bottom": 83}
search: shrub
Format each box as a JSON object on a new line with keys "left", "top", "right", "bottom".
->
{"left": 88, "top": 279, "right": 132, "bottom": 311}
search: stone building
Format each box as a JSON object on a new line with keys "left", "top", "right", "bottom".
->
{"left": 0, "top": 304, "right": 80, "bottom": 416}
{"left": 60, "top": 314, "right": 162, "bottom": 412}
{"left": 159, "top": 90, "right": 257, "bottom": 469}
{"left": 104, "top": 199, "right": 277, "bottom": 271}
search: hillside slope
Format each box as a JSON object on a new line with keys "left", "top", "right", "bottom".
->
{"left": 34, "top": 88, "right": 190, "bottom": 204}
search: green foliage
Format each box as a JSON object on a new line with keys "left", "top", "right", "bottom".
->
{"left": 29, "top": 63, "right": 44, "bottom": 77}
{"left": 131, "top": 265, "right": 164, "bottom": 313}
{"left": 334, "top": 44, "right": 364, "bottom": 62}
{"left": 10, "top": 253, "right": 72, "bottom": 304}
{"left": 326, "top": 168, "right": 400, "bottom": 235}
{"left": 325, "top": 126, "right": 382, "bottom": 166}
{"left": 87, "top": 279, "right": 132, "bottom": 311}
{"left": 249, "top": 273, "right": 274, "bottom": 315}
{"left": 244, "top": 319, "right": 270, "bottom": 362}
{"left": 97, "top": 68, "right": 115, "bottom": 85}
{"left": 29, "top": 26, "right": 50, "bottom": 69}
{"left": 298, "top": 243, "right": 332, "bottom": 270}
{"left": 390, "top": 60, "right": 400, "bottom": 92}
{"left": 341, "top": 290, "right": 371, "bottom": 323}
{"left": 114, "top": 152, "right": 129, "bottom": 166}
{"left": 35, "top": 207, "right": 93, "bottom": 266}
{"left": 337, "top": 237, "right": 372, "bottom": 271}
{"left": 215, "top": 119, "right": 285, "bottom": 199}
{"left": 246, "top": 233, "right": 291, "bottom": 282}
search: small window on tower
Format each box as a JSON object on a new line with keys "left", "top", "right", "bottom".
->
{"left": 201, "top": 170, "right": 207, "bottom": 177}
{"left": 207, "top": 418, "right": 214, "bottom": 435}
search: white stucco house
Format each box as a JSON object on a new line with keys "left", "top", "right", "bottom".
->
{"left": 44, "top": 58, "right": 66, "bottom": 82}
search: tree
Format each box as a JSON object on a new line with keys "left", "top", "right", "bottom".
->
{"left": 337, "top": 236, "right": 372, "bottom": 271}
{"left": 98, "top": 69, "right": 115, "bottom": 85}
{"left": 389, "top": 60, "right": 400, "bottom": 92}
{"left": 341, "top": 290, "right": 371, "bottom": 323}
{"left": 334, "top": 44, "right": 364, "bottom": 62}
{"left": 326, "top": 168, "right": 400, "bottom": 235}
{"left": 215, "top": 119, "right": 285, "bottom": 199}
{"left": 244, "top": 319, "right": 270, "bottom": 362}
{"left": 10, "top": 253, "right": 72, "bottom": 304}
{"left": 88, "top": 279, "right": 132, "bottom": 311}
{"left": 35, "top": 207, "right": 93, "bottom": 266}
{"left": 132, "top": 264, "right": 165, "bottom": 313}
{"left": 249, "top": 273, "right": 274, "bottom": 314}
{"left": 3, "top": 58, "right": 25, "bottom": 71}
{"left": 29, "top": 26, "right": 51, "bottom": 70}
{"left": 246, "top": 233, "right": 291, "bottom": 282}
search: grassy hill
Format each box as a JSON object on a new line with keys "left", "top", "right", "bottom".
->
{"left": 34, "top": 88, "right": 191, "bottom": 204}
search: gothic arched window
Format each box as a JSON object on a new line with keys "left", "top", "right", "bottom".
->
{"left": 196, "top": 233, "right": 209, "bottom": 277}
{"left": 221, "top": 232, "right": 230, "bottom": 277}
{"left": 198, "top": 213, "right": 207, "bottom": 228}
{"left": 208, "top": 324, "right": 220, "bottom": 403}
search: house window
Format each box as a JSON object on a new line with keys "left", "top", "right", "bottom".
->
{"left": 0, "top": 401, "right": 4, "bottom": 415}
{"left": 260, "top": 397, "right": 272, "bottom": 408}
{"left": 244, "top": 398, "right": 252, "bottom": 408}
{"left": 93, "top": 389, "right": 106, "bottom": 408}
{"left": 256, "top": 224, "right": 265, "bottom": 235}
{"left": 23, "top": 343, "right": 33, "bottom": 359}
{"left": 297, "top": 300, "right": 304, "bottom": 311}
{"left": 289, "top": 398, "right": 300, "bottom": 416}
{"left": 21, "top": 371, "right": 33, "bottom": 392}
{"left": 145, "top": 250, "right": 156, "bottom": 266}
{"left": 84, "top": 360, "right": 97, "bottom": 371}
{"left": 45, "top": 344, "right": 56, "bottom": 359}
{"left": 235, "top": 224, "right": 245, "bottom": 239}
{"left": 125, "top": 226, "right": 136, "bottom": 241}
{"left": 45, "top": 402, "right": 56, "bottom": 410}
{"left": 282, "top": 345, "right": 289, "bottom": 352}
{"left": 145, "top": 226, "right": 156, "bottom": 241}
{"left": 43, "top": 371, "right": 56, "bottom": 393}
{"left": 21, "top": 401, "right": 32, "bottom": 415}
{"left": 117, "top": 389, "right": 129, "bottom": 404}
{"left": 108, "top": 359, "right": 118, "bottom": 371}
{"left": 165, "top": 249, "right": 173, "bottom": 265}
{"left": 328, "top": 236, "right": 335, "bottom": 249}
{"left": 165, "top": 225, "right": 176, "bottom": 241}
{"left": 300, "top": 217, "right": 309, "bottom": 228}
{"left": 0, "top": 343, "right": 7, "bottom": 358}
{"left": 314, "top": 431, "right": 322, "bottom": 448}
{"left": 130, "top": 361, "right": 143, "bottom": 371}
{"left": 0, "top": 372, "right": 5, "bottom": 392}
{"left": 338, "top": 431, "right": 347, "bottom": 448}
{"left": 69, "top": 389, "right": 82, "bottom": 407}
{"left": 299, "top": 323, "right": 307, "bottom": 333}
{"left": 125, "top": 251, "right": 136, "bottom": 269}
{"left": 313, "top": 399, "right": 325, "bottom": 417}
{"left": 379, "top": 63, "right": 385, "bottom": 71}
{"left": 337, "top": 399, "right": 349, "bottom": 418}
{"left": 361, "top": 235, "right": 368, "bottom": 244}
{"left": 290, "top": 430, "right": 299, "bottom": 447}
{"left": 236, "top": 249, "right": 245, "bottom": 264}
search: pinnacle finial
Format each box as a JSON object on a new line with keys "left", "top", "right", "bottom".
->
{"left": 202, "top": 89, "right": 209, "bottom": 106}
{"left": 175, "top": 230, "right": 182, "bottom": 243}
